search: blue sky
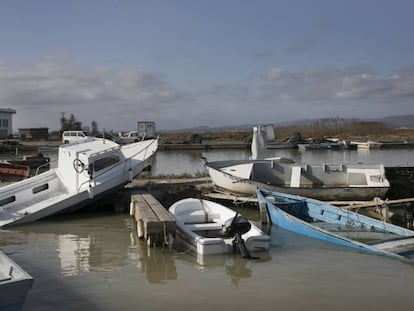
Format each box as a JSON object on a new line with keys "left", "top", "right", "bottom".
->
{"left": 0, "top": 0, "right": 413, "bottom": 131}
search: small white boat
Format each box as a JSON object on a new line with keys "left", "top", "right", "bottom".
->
{"left": 0, "top": 251, "right": 34, "bottom": 310}
{"left": 0, "top": 137, "right": 158, "bottom": 227}
{"left": 168, "top": 198, "right": 270, "bottom": 256}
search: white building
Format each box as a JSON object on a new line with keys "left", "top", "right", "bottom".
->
{"left": 0, "top": 108, "right": 16, "bottom": 138}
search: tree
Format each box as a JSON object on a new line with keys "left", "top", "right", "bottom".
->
{"left": 91, "top": 121, "right": 99, "bottom": 135}
{"left": 59, "top": 113, "right": 83, "bottom": 134}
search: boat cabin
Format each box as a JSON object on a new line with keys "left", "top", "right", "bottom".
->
{"left": 58, "top": 139, "right": 122, "bottom": 193}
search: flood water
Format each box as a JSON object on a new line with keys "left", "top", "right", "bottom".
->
{"left": 2, "top": 147, "right": 414, "bottom": 310}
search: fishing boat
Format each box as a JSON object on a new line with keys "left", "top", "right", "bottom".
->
{"left": 169, "top": 198, "right": 270, "bottom": 257}
{"left": 256, "top": 188, "right": 414, "bottom": 262}
{"left": 0, "top": 250, "right": 34, "bottom": 310}
{"left": 0, "top": 137, "right": 158, "bottom": 227}
{"left": 205, "top": 125, "right": 390, "bottom": 201}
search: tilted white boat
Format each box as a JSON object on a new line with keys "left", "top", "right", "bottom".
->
{"left": 169, "top": 198, "right": 270, "bottom": 256}
{"left": 0, "top": 137, "right": 158, "bottom": 227}
{"left": 0, "top": 250, "right": 34, "bottom": 310}
{"left": 205, "top": 125, "right": 390, "bottom": 201}
{"left": 205, "top": 160, "right": 390, "bottom": 201}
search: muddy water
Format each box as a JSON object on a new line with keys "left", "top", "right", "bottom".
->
{"left": 2, "top": 207, "right": 413, "bottom": 311}
{"left": 2, "top": 148, "right": 414, "bottom": 310}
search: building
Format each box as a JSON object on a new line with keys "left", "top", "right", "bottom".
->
{"left": 0, "top": 108, "right": 16, "bottom": 139}
{"left": 19, "top": 128, "right": 49, "bottom": 140}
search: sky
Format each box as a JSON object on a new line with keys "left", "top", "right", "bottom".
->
{"left": 0, "top": 0, "right": 413, "bottom": 132}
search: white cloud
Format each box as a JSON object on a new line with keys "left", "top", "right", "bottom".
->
{"left": 1, "top": 59, "right": 413, "bottom": 131}
{"left": 0, "top": 60, "right": 190, "bottom": 131}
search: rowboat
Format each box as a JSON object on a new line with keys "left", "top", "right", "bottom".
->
{"left": 169, "top": 198, "right": 270, "bottom": 257}
{"left": 256, "top": 188, "right": 414, "bottom": 262}
{"left": 0, "top": 251, "right": 34, "bottom": 310}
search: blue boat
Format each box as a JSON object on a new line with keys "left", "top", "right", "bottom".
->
{"left": 256, "top": 188, "right": 414, "bottom": 262}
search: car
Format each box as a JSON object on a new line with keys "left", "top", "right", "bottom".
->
{"left": 94, "top": 133, "right": 122, "bottom": 144}
{"left": 62, "top": 131, "right": 90, "bottom": 144}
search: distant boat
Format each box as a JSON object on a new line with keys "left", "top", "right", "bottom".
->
{"left": 0, "top": 137, "right": 158, "bottom": 227}
{"left": 169, "top": 198, "right": 270, "bottom": 256}
{"left": 351, "top": 141, "right": 383, "bottom": 149}
{"left": 0, "top": 250, "right": 34, "bottom": 310}
{"left": 205, "top": 125, "right": 390, "bottom": 201}
{"left": 256, "top": 188, "right": 414, "bottom": 262}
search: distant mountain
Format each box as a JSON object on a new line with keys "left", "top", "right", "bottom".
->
{"left": 164, "top": 115, "right": 414, "bottom": 132}
{"left": 379, "top": 114, "right": 414, "bottom": 128}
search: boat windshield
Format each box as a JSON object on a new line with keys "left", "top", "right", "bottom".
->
{"left": 93, "top": 155, "right": 120, "bottom": 172}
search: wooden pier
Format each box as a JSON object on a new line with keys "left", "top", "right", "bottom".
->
{"left": 129, "top": 192, "right": 176, "bottom": 247}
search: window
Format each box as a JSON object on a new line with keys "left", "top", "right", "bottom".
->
{"left": 0, "top": 119, "right": 8, "bottom": 128}
{"left": 33, "top": 184, "right": 49, "bottom": 194}
{"left": 93, "top": 155, "right": 120, "bottom": 172}
{"left": 0, "top": 195, "right": 15, "bottom": 206}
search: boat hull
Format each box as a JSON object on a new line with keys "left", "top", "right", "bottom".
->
{"left": 206, "top": 160, "right": 389, "bottom": 201}
{"left": 0, "top": 138, "right": 158, "bottom": 227}
{"left": 169, "top": 198, "right": 270, "bottom": 256}
{"left": 256, "top": 188, "right": 414, "bottom": 261}
{"left": 0, "top": 251, "right": 33, "bottom": 311}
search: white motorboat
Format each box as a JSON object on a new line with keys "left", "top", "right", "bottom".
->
{"left": 205, "top": 159, "right": 390, "bottom": 201}
{"left": 0, "top": 250, "right": 34, "bottom": 310}
{"left": 168, "top": 198, "right": 270, "bottom": 256}
{"left": 0, "top": 137, "right": 158, "bottom": 227}
{"left": 205, "top": 125, "right": 390, "bottom": 201}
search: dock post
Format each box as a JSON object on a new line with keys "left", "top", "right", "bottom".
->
{"left": 259, "top": 201, "right": 269, "bottom": 225}
{"left": 380, "top": 204, "right": 389, "bottom": 223}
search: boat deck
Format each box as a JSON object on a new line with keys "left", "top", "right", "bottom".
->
{"left": 0, "top": 189, "right": 70, "bottom": 226}
{"left": 0, "top": 271, "right": 11, "bottom": 282}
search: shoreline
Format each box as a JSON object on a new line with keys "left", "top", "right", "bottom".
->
{"left": 2, "top": 138, "right": 414, "bottom": 153}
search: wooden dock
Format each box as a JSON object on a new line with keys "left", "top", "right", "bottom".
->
{"left": 129, "top": 192, "right": 176, "bottom": 247}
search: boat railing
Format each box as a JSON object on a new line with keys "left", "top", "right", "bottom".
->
{"left": 34, "top": 161, "right": 52, "bottom": 176}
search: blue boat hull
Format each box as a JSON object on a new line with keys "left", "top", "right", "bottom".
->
{"left": 256, "top": 188, "right": 414, "bottom": 261}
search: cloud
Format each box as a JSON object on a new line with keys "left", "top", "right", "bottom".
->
{"left": 0, "top": 60, "right": 190, "bottom": 130}
{"left": 1, "top": 59, "right": 413, "bottom": 131}
{"left": 261, "top": 65, "right": 414, "bottom": 103}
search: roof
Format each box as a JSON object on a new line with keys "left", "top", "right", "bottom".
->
{"left": 0, "top": 108, "right": 16, "bottom": 114}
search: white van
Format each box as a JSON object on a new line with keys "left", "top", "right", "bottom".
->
{"left": 62, "top": 131, "right": 89, "bottom": 144}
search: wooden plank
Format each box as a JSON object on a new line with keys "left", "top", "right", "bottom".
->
{"left": 130, "top": 193, "right": 176, "bottom": 244}
{"left": 141, "top": 193, "right": 175, "bottom": 222}
{"left": 131, "top": 194, "right": 163, "bottom": 238}
{"left": 333, "top": 197, "right": 414, "bottom": 209}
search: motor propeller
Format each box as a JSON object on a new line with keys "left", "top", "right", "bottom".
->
{"left": 223, "top": 213, "right": 258, "bottom": 259}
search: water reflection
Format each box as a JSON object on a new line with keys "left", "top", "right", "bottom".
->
{"left": 11, "top": 214, "right": 131, "bottom": 277}
{"left": 129, "top": 221, "right": 177, "bottom": 284}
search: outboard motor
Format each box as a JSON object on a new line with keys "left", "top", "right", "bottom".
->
{"left": 223, "top": 214, "right": 251, "bottom": 237}
{"left": 223, "top": 213, "right": 258, "bottom": 259}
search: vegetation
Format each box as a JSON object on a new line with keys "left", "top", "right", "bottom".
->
{"left": 59, "top": 113, "right": 99, "bottom": 135}
{"left": 159, "top": 118, "right": 414, "bottom": 144}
